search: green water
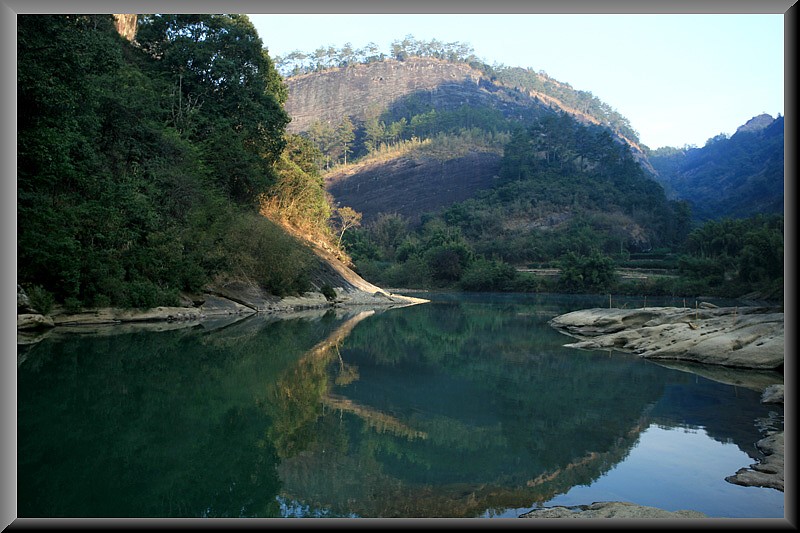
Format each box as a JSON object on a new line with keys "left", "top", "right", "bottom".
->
{"left": 17, "top": 293, "right": 784, "bottom": 518}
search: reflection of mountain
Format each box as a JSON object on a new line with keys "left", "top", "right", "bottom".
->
{"left": 276, "top": 300, "right": 668, "bottom": 516}
{"left": 648, "top": 371, "right": 784, "bottom": 461}
{"left": 20, "top": 296, "right": 780, "bottom": 518}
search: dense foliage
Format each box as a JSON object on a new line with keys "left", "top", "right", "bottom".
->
{"left": 676, "top": 215, "right": 784, "bottom": 299}
{"left": 342, "top": 112, "right": 782, "bottom": 301}
{"left": 343, "top": 113, "right": 680, "bottom": 286}
{"left": 17, "top": 15, "right": 329, "bottom": 309}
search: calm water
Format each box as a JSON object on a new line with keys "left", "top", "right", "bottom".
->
{"left": 17, "top": 293, "right": 784, "bottom": 518}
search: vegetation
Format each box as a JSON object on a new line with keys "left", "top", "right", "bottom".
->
{"left": 18, "top": 19, "right": 783, "bottom": 309}
{"left": 341, "top": 112, "right": 782, "bottom": 301}
{"left": 17, "top": 14, "right": 335, "bottom": 309}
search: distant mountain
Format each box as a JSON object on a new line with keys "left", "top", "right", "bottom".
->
{"left": 649, "top": 114, "right": 784, "bottom": 221}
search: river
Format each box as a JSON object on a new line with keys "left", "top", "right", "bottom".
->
{"left": 16, "top": 292, "right": 784, "bottom": 519}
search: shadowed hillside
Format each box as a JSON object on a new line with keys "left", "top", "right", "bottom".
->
{"left": 649, "top": 114, "right": 784, "bottom": 221}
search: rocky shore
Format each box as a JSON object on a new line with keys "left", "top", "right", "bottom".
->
{"left": 524, "top": 305, "right": 786, "bottom": 519}
{"left": 17, "top": 281, "right": 427, "bottom": 344}
{"left": 520, "top": 501, "right": 708, "bottom": 519}
{"left": 549, "top": 304, "right": 784, "bottom": 370}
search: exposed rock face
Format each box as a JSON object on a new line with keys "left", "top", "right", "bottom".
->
{"left": 284, "top": 57, "right": 532, "bottom": 133}
{"left": 735, "top": 113, "right": 775, "bottom": 134}
{"left": 520, "top": 501, "right": 707, "bottom": 519}
{"left": 549, "top": 306, "right": 784, "bottom": 370}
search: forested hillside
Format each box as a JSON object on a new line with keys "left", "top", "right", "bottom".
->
{"left": 277, "top": 36, "right": 644, "bottom": 152}
{"left": 649, "top": 114, "right": 784, "bottom": 221}
{"left": 278, "top": 37, "right": 782, "bottom": 301}
{"left": 18, "top": 20, "right": 783, "bottom": 307}
{"left": 17, "top": 15, "right": 340, "bottom": 310}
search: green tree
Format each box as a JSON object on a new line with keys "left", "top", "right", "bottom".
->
{"left": 336, "top": 116, "right": 356, "bottom": 165}
{"left": 136, "top": 14, "right": 289, "bottom": 203}
{"left": 558, "top": 251, "right": 617, "bottom": 293}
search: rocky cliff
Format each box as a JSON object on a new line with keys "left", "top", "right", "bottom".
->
{"left": 284, "top": 57, "right": 655, "bottom": 224}
{"left": 284, "top": 57, "right": 531, "bottom": 133}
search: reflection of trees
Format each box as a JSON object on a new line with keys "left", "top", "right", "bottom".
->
{"left": 324, "top": 394, "right": 427, "bottom": 440}
{"left": 275, "top": 300, "right": 670, "bottom": 517}
{"left": 264, "top": 311, "right": 375, "bottom": 459}
{"left": 17, "top": 313, "right": 349, "bottom": 517}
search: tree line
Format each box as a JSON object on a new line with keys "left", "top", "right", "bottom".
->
{"left": 275, "top": 35, "right": 480, "bottom": 77}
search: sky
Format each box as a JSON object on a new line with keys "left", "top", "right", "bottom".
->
{"left": 248, "top": 13, "right": 785, "bottom": 150}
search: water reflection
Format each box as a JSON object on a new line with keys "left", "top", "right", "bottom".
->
{"left": 17, "top": 294, "right": 783, "bottom": 518}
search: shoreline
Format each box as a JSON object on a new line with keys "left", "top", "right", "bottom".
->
{"left": 542, "top": 304, "right": 785, "bottom": 506}
{"left": 17, "top": 284, "right": 428, "bottom": 344}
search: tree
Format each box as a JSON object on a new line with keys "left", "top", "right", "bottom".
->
{"left": 558, "top": 251, "right": 617, "bottom": 293}
{"left": 136, "top": 14, "right": 289, "bottom": 203}
{"left": 334, "top": 206, "right": 363, "bottom": 248}
{"left": 336, "top": 116, "right": 356, "bottom": 165}
{"left": 363, "top": 116, "right": 386, "bottom": 153}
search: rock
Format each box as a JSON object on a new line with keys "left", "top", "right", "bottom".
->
{"left": 17, "top": 313, "right": 54, "bottom": 330}
{"left": 550, "top": 306, "right": 784, "bottom": 370}
{"left": 520, "top": 501, "right": 707, "bottom": 519}
{"left": 17, "top": 285, "right": 35, "bottom": 313}
{"left": 761, "top": 384, "right": 784, "bottom": 404}
{"left": 725, "top": 432, "right": 784, "bottom": 491}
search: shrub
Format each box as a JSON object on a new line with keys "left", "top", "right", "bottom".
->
{"left": 558, "top": 250, "right": 617, "bottom": 293}
{"left": 459, "top": 257, "right": 517, "bottom": 291}
{"left": 25, "top": 285, "right": 54, "bottom": 315}
{"left": 320, "top": 284, "right": 337, "bottom": 301}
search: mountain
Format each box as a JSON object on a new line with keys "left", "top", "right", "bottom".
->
{"left": 282, "top": 55, "right": 655, "bottom": 225}
{"left": 649, "top": 114, "right": 784, "bottom": 221}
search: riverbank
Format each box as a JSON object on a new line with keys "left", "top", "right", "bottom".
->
{"left": 543, "top": 304, "right": 785, "bottom": 506}
{"left": 549, "top": 304, "right": 784, "bottom": 370}
{"left": 17, "top": 281, "right": 427, "bottom": 344}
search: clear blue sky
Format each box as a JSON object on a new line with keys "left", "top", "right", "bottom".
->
{"left": 248, "top": 13, "right": 784, "bottom": 150}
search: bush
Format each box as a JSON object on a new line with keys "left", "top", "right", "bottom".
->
{"left": 25, "top": 285, "right": 54, "bottom": 315}
{"left": 320, "top": 284, "right": 337, "bottom": 301}
{"left": 459, "top": 257, "right": 517, "bottom": 291}
{"left": 558, "top": 250, "right": 617, "bottom": 293}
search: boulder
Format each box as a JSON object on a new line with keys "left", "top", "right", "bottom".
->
{"left": 550, "top": 306, "right": 784, "bottom": 370}
{"left": 17, "top": 313, "right": 54, "bottom": 330}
